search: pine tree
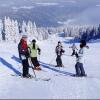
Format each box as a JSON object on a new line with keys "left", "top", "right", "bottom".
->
{"left": 0, "top": 19, "right": 3, "bottom": 41}
{"left": 33, "top": 21, "right": 39, "bottom": 39}
{"left": 22, "top": 21, "right": 27, "bottom": 34}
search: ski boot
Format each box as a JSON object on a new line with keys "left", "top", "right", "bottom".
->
{"left": 33, "top": 66, "right": 41, "bottom": 71}
{"left": 25, "top": 74, "right": 33, "bottom": 79}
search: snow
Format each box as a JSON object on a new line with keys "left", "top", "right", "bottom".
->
{"left": 0, "top": 34, "right": 100, "bottom": 99}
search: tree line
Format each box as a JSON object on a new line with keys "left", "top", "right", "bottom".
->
{"left": 0, "top": 17, "right": 100, "bottom": 43}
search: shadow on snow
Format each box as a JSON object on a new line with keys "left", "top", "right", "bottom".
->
{"left": 40, "top": 61, "right": 75, "bottom": 77}
{"left": 0, "top": 57, "right": 21, "bottom": 75}
{"left": 11, "top": 55, "right": 75, "bottom": 77}
{"left": 11, "top": 55, "right": 21, "bottom": 63}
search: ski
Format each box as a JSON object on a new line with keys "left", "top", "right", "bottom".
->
{"left": 11, "top": 74, "right": 34, "bottom": 79}
{"left": 11, "top": 74, "right": 51, "bottom": 81}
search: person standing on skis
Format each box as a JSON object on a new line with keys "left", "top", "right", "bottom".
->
{"left": 74, "top": 40, "right": 89, "bottom": 77}
{"left": 69, "top": 43, "right": 78, "bottom": 56}
{"left": 18, "top": 35, "right": 32, "bottom": 78}
{"left": 55, "top": 41, "right": 65, "bottom": 67}
{"left": 28, "top": 39, "right": 41, "bottom": 71}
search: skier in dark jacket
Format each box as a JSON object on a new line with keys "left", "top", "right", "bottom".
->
{"left": 74, "top": 40, "right": 89, "bottom": 77}
{"left": 55, "top": 41, "right": 65, "bottom": 67}
{"left": 18, "top": 35, "right": 32, "bottom": 78}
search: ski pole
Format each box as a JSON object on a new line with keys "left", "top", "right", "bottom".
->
{"left": 38, "top": 54, "right": 40, "bottom": 61}
{"left": 28, "top": 47, "right": 37, "bottom": 78}
{"left": 29, "top": 58, "right": 37, "bottom": 78}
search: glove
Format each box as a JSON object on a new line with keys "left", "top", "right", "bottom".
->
{"left": 61, "top": 49, "right": 65, "bottom": 53}
{"left": 86, "top": 45, "right": 89, "bottom": 49}
{"left": 38, "top": 48, "right": 41, "bottom": 55}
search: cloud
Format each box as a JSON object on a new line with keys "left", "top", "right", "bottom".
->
{"left": 36, "top": 3, "right": 59, "bottom": 6}
{"left": 12, "top": 6, "right": 34, "bottom": 11}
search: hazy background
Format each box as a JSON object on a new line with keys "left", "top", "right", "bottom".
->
{"left": 0, "top": 0, "right": 100, "bottom": 27}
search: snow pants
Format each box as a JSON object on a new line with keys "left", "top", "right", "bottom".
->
{"left": 31, "top": 57, "right": 40, "bottom": 67}
{"left": 75, "top": 62, "right": 86, "bottom": 76}
{"left": 22, "top": 59, "right": 29, "bottom": 77}
{"left": 56, "top": 55, "right": 62, "bottom": 67}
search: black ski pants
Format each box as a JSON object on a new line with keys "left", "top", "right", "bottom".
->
{"left": 56, "top": 55, "right": 62, "bottom": 66}
{"left": 31, "top": 57, "right": 40, "bottom": 67}
{"left": 72, "top": 50, "right": 76, "bottom": 56}
{"left": 22, "top": 59, "right": 29, "bottom": 77}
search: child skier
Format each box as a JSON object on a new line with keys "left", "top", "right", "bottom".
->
{"left": 28, "top": 39, "right": 41, "bottom": 71}
{"left": 74, "top": 40, "right": 89, "bottom": 77}
{"left": 18, "top": 35, "right": 32, "bottom": 78}
{"left": 69, "top": 43, "right": 78, "bottom": 56}
{"left": 55, "top": 41, "right": 65, "bottom": 67}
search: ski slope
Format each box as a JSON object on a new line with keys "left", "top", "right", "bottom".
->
{"left": 0, "top": 34, "right": 100, "bottom": 99}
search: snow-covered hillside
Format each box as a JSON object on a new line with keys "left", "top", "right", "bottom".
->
{"left": 0, "top": 0, "right": 100, "bottom": 26}
{"left": 0, "top": 34, "right": 100, "bottom": 99}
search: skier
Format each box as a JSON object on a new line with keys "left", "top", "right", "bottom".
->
{"left": 28, "top": 39, "right": 41, "bottom": 71}
{"left": 69, "top": 43, "right": 78, "bottom": 56}
{"left": 74, "top": 40, "right": 89, "bottom": 77}
{"left": 18, "top": 35, "right": 32, "bottom": 78}
{"left": 55, "top": 41, "right": 65, "bottom": 67}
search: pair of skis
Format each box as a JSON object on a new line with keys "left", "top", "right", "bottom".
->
{"left": 11, "top": 73, "right": 51, "bottom": 81}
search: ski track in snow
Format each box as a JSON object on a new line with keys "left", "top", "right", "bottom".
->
{"left": 0, "top": 34, "right": 100, "bottom": 99}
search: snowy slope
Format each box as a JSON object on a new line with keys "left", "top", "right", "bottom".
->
{"left": 0, "top": 34, "right": 100, "bottom": 99}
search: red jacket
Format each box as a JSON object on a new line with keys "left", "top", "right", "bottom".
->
{"left": 20, "top": 39, "right": 27, "bottom": 50}
{"left": 18, "top": 39, "right": 29, "bottom": 56}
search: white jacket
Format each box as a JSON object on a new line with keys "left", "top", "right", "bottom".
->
{"left": 76, "top": 48, "right": 84, "bottom": 63}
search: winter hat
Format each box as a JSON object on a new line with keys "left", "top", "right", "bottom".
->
{"left": 80, "top": 40, "right": 86, "bottom": 47}
{"left": 22, "top": 35, "right": 28, "bottom": 38}
{"left": 32, "top": 39, "right": 36, "bottom": 43}
{"left": 58, "top": 41, "right": 61, "bottom": 44}
{"left": 80, "top": 44, "right": 84, "bottom": 48}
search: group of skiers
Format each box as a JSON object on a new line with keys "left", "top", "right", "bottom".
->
{"left": 18, "top": 35, "right": 41, "bottom": 78}
{"left": 18, "top": 35, "right": 89, "bottom": 78}
{"left": 55, "top": 40, "right": 89, "bottom": 77}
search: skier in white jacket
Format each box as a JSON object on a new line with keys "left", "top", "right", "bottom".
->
{"left": 75, "top": 40, "right": 89, "bottom": 77}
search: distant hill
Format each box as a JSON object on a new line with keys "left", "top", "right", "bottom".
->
{"left": 0, "top": 0, "right": 100, "bottom": 27}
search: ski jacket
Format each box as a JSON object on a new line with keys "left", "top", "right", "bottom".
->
{"left": 18, "top": 39, "right": 29, "bottom": 60}
{"left": 76, "top": 48, "right": 84, "bottom": 63}
{"left": 28, "top": 44, "right": 40, "bottom": 58}
{"left": 55, "top": 45, "right": 65, "bottom": 56}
